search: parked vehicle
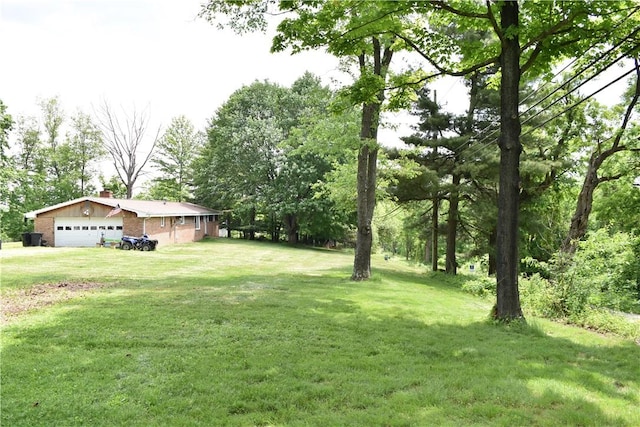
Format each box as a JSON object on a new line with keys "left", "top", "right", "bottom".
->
{"left": 119, "top": 234, "right": 158, "bottom": 251}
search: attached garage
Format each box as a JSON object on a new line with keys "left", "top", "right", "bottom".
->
{"left": 54, "top": 217, "right": 123, "bottom": 247}
{"left": 24, "top": 190, "right": 220, "bottom": 248}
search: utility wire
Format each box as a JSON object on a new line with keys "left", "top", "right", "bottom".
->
{"left": 405, "top": 16, "right": 640, "bottom": 164}
{"left": 459, "top": 64, "right": 637, "bottom": 161}
{"left": 521, "top": 47, "right": 636, "bottom": 128}
{"left": 519, "top": 9, "right": 640, "bottom": 108}
{"left": 459, "top": 43, "right": 638, "bottom": 159}
{"left": 439, "top": 7, "right": 640, "bottom": 156}
{"left": 521, "top": 66, "right": 638, "bottom": 139}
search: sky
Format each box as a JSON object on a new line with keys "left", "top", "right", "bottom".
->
{"left": 0, "top": 0, "right": 472, "bottom": 194}
{"left": 1, "top": 1, "right": 631, "bottom": 162}
{"left": 0, "top": 0, "right": 346, "bottom": 130}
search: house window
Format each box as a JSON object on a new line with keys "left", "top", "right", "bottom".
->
{"left": 195, "top": 216, "right": 201, "bottom": 230}
{"left": 160, "top": 217, "right": 165, "bottom": 228}
{"left": 177, "top": 216, "right": 185, "bottom": 225}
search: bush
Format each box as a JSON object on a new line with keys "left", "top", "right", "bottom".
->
{"left": 559, "top": 230, "right": 640, "bottom": 314}
{"left": 461, "top": 276, "right": 496, "bottom": 297}
{"left": 519, "top": 230, "right": 640, "bottom": 340}
{"left": 520, "top": 273, "right": 564, "bottom": 318}
{"left": 520, "top": 256, "right": 551, "bottom": 279}
{"left": 520, "top": 274, "right": 640, "bottom": 340}
{"left": 570, "top": 308, "right": 640, "bottom": 341}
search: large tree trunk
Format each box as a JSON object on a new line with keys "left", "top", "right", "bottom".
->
{"left": 352, "top": 114, "right": 378, "bottom": 280}
{"left": 495, "top": 1, "right": 524, "bottom": 320}
{"left": 445, "top": 174, "right": 460, "bottom": 274}
{"left": 562, "top": 163, "right": 598, "bottom": 254}
{"left": 284, "top": 213, "right": 299, "bottom": 245}
{"left": 351, "top": 41, "right": 393, "bottom": 281}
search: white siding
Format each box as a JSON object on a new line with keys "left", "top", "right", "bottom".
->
{"left": 54, "top": 217, "right": 123, "bottom": 247}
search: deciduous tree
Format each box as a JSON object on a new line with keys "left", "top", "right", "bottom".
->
{"left": 95, "top": 100, "right": 160, "bottom": 199}
{"left": 200, "top": 0, "right": 422, "bottom": 280}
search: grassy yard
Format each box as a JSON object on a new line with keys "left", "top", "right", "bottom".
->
{"left": 1, "top": 239, "right": 639, "bottom": 426}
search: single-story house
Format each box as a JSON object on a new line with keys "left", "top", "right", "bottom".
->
{"left": 24, "top": 190, "right": 220, "bottom": 247}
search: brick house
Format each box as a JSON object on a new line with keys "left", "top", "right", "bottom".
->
{"left": 24, "top": 190, "right": 220, "bottom": 247}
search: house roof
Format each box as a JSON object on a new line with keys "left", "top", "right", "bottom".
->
{"left": 24, "top": 197, "right": 220, "bottom": 219}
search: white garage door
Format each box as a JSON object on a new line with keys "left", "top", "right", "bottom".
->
{"left": 55, "top": 217, "right": 124, "bottom": 247}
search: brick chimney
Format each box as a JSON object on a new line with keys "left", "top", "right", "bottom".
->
{"left": 99, "top": 189, "right": 113, "bottom": 198}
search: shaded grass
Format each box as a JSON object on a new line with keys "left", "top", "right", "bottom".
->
{"left": 1, "top": 239, "right": 639, "bottom": 426}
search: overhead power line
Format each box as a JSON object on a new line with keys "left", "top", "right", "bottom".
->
{"left": 521, "top": 66, "right": 638, "bottom": 139}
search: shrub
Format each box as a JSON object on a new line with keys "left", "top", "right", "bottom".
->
{"left": 520, "top": 273, "right": 565, "bottom": 318}
{"left": 520, "top": 274, "right": 640, "bottom": 340}
{"left": 520, "top": 256, "right": 551, "bottom": 279}
{"left": 461, "top": 276, "right": 496, "bottom": 297}
{"left": 559, "top": 230, "right": 640, "bottom": 314}
{"left": 570, "top": 308, "right": 640, "bottom": 340}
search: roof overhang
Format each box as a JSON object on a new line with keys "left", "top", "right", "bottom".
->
{"left": 24, "top": 197, "right": 220, "bottom": 219}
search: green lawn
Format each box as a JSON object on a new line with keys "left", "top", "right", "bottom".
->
{"left": 1, "top": 239, "right": 639, "bottom": 426}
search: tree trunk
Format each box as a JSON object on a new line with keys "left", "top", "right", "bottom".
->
{"left": 495, "top": 1, "right": 523, "bottom": 320}
{"left": 562, "top": 163, "right": 598, "bottom": 254}
{"left": 351, "top": 40, "right": 393, "bottom": 281}
{"left": 271, "top": 214, "right": 280, "bottom": 242}
{"left": 352, "top": 135, "right": 378, "bottom": 280}
{"left": 445, "top": 174, "right": 460, "bottom": 274}
{"left": 248, "top": 206, "right": 256, "bottom": 240}
{"left": 126, "top": 179, "right": 134, "bottom": 199}
{"left": 284, "top": 213, "right": 299, "bottom": 245}
{"left": 561, "top": 60, "right": 639, "bottom": 255}
{"left": 431, "top": 197, "right": 439, "bottom": 272}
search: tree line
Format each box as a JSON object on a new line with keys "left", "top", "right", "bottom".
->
{"left": 1, "top": 1, "right": 638, "bottom": 327}
{"left": 198, "top": 0, "right": 639, "bottom": 323}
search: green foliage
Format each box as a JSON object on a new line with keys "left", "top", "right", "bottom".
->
{"left": 520, "top": 229, "right": 640, "bottom": 336}
{"left": 0, "top": 100, "right": 14, "bottom": 239}
{"left": 461, "top": 275, "right": 496, "bottom": 298}
{"left": 194, "top": 75, "right": 358, "bottom": 243}
{"left": 0, "top": 99, "right": 12, "bottom": 160}
{"left": 198, "top": 0, "right": 270, "bottom": 34}
{"left": 519, "top": 273, "right": 566, "bottom": 319}
{"left": 520, "top": 257, "right": 551, "bottom": 280}
{"left": 593, "top": 174, "right": 640, "bottom": 236}
{"left": 98, "top": 175, "right": 128, "bottom": 199}
{"left": 2, "top": 240, "right": 639, "bottom": 425}
{"left": 564, "top": 230, "right": 640, "bottom": 313}
{"left": 66, "top": 111, "right": 105, "bottom": 195}
{"left": 147, "top": 115, "right": 201, "bottom": 202}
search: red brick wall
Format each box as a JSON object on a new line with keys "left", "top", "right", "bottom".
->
{"left": 34, "top": 217, "right": 54, "bottom": 246}
{"left": 32, "top": 200, "right": 219, "bottom": 247}
{"left": 124, "top": 216, "right": 219, "bottom": 247}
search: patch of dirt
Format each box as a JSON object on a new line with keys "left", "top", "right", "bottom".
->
{"left": 1, "top": 281, "right": 108, "bottom": 325}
